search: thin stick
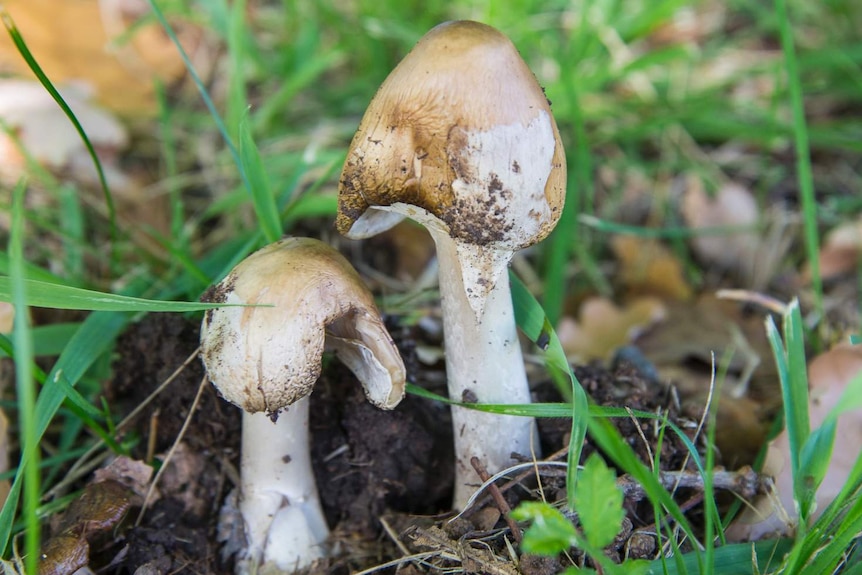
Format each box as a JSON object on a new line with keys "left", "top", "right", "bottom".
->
{"left": 470, "top": 457, "right": 522, "bottom": 544}
{"left": 616, "top": 466, "right": 765, "bottom": 502}
{"left": 462, "top": 445, "right": 570, "bottom": 516}
{"left": 136, "top": 373, "right": 208, "bottom": 525}
{"left": 379, "top": 515, "right": 412, "bottom": 557}
{"left": 352, "top": 552, "right": 442, "bottom": 575}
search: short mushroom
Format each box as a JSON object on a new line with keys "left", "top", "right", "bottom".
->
{"left": 337, "top": 20, "right": 566, "bottom": 508}
{"left": 199, "top": 237, "right": 405, "bottom": 573}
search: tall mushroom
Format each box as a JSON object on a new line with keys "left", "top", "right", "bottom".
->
{"left": 337, "top": 20, "right": 566, "bottom": 508}
{"left": 199, "top": 237, "right": 405, "bottom": 573}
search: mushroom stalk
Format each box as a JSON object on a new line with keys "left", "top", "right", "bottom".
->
{"left": 432, "top": 231, "right": 537, "bottom": 509}
{"left": 238, "top": 400, "right": 329, "bottom": 571}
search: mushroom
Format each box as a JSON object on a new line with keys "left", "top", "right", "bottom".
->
{"left": 199, "top": 237, "right": 405, "bottom": 572}
{"left": 337, "top": 20, "right": 566, "bottom": 508}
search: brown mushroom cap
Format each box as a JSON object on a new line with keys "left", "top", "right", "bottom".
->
{"left": 337, "top": 20, "right": 566, "bottom": 251}
{"left": 200, "top": 238, "right": 405, "bottom": 414}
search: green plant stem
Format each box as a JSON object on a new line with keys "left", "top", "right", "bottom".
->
{"left": 774, "top": 0, "right": 823, "bottom": 329}
{"left": 10, "top": 181, "right": 40, "bottom": 575}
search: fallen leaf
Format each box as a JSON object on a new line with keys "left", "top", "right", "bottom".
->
{"left": 635, "top": 294, "right": 778, "bottom": 405}
{"left": 612, "top": 235, "right": 693, "bottom": 300}
{"left": 0, "top": 303, "right": 12, "bottom": 333}
{"left": 633, "top": 294, "right": 780, "bottom": 467}
{"left": 93, "top": 455, "right": 154, "bottom": 498}
{"left": 804, "top": 216, "right": 862, "bottom": 282}
{"left": 0, "top": 79, "right": 127, "bottom": 175}
{"left": 683, "top": 179, "right": 758, "bottom": 265}
{"left": 156, "top": 442, "right": 210, "bottom": 516}
{"left": 40, "top": 478, "right": 140, "bottom": 575}
{"left": 558, "top": 296, "right": 666, "bottom": 363}
{"left": 727, "top": 343, "right": 862, "bottom": 541}
{"left": 366, "top": 221, "right": 437, "bottom": 285}
{"left": 0, "top": 0, "right": 199, "bottom": 115}
{"left": 682, "top": 177, "right": 793, "bottom": 289}
{"left": 680, "top": 392, "right": 769, "bottom": 469}
{"left": 0, "top": 79, "right": 173, "bottom": 250}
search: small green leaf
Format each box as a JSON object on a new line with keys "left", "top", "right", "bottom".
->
{"left": 574, "top": 454, "right": 625, "bottom": 549}
{"left": 511, "top": 501, "right": 577, "bottom": 556}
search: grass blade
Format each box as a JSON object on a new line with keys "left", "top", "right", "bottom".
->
{"left": 774, "top": 0, "right": 823, "bottom": 326}
{"left": 146, "top": 0, "right": 273, "bottom": 243}
{"left": 239, "top": 112, "right": 282, "bottom": 243}
{"left": 510, "top": 271, "right": 588, "bottom": 505}
{"left": 8, "top": 180, "right": 39, "bottom": 575}
{"left": 767, "top": 300, "right": 814, "bottom": 529}
{"left": 643, "top": 539, "right": 793, "bottom": 575}
{"left": 0, "top": 277, "right": 242, "bottom": 312}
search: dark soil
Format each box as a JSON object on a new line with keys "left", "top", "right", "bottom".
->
{"left": 40, "top": 312, "right": 742, "bottom": 574}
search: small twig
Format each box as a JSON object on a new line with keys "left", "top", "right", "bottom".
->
{"left": 136, "top": 373, "right": 208, "bottom": 525}
{"left": 379, "top": 515, "right": 412, "bottom": 558}
{"left": 454, "top": 461, "right": 569, "bottom": 522}
{"left": 717, "top": 289, "right": 788, "bottom": 316}
{"left": 617, "top": 466, "right": 766, "bottom": 502}
{"left": 627, "top": 406, "right": 654, "bottom": 470}
{"left": 462, "top": 445, "right": 570, "bottom": 516}
{"left": 145, "top": 409, "right": 160, "bottom": 464}
{"left": 470, "top": 457, "right": 522, "bottom": 544}
{"left": 352, "top": 552, "right": 442, "bottom": 575}
{"left": 528, "top": 425, "right": 546, "bottom": 504}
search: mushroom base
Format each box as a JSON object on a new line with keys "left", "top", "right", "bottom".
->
{"left": 238, "top": 400, "right": 329, "bottom": 573}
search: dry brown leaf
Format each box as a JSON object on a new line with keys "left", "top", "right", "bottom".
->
{"left": 0, "top": 303, "right": 12, "bottom": 333}
{"left": 682, "top": 177, "right": 793, "bottom": 289}
{"left": 0, "top": 0, "right": 198, "bottom": 115}
{"left": 727, "top": 343, "right": 862, "bottom": 541}
{"left": 0, "top": 79, "right": 127, "bottom": 175}
{"left": 557, "top": 296, "right": 667, "bottom": 363}
{"left": 635, "top": 294, "right": 778, "bottom": 404}
{"left": 633, "top": 294, "right": 781, "bottom": 466}
{"left": 40, "top": 479, "right": 139, "bottom": 575}
{"left": 682, "top": 179, "right": 759, "bottom": 268}
{"left": 368, "top": 221, "right": 436, "bottom": 284}
{"left": 155, "top": 442, "right": 210, "bottom": 517}
{"left": 612, "top": 235, "right": 693, "bottom": 300}
{"left": 0, "top": 79, "right": 174, "bottom": 248}
{"left": 804, "top": 216, "right": 862, "bottom": 282}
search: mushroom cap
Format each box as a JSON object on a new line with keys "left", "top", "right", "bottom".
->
{"left": 199, "top": 238, "right": 405, "bottom": 414}
{"left": 337, "top": 20, "right": 566, "bottom": 252}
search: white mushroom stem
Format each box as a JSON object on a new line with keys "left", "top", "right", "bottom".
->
{"left": 366, "top": 203, "right": 538, "bottom": 509}
{"left": 432, "top": 230, "right": 537, "bottom": 510}
{"left": 238, "top": 398, "right": 329, "bottom": 571}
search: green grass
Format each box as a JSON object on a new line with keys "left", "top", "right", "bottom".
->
{"left": 0, "top": 0, "right": 860, "bottom": 571}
